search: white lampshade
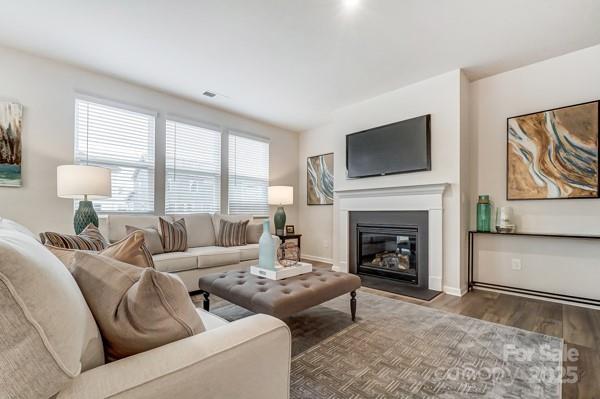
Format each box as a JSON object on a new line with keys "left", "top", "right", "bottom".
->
{"left": 57, "top": 165, "right": 111, "bottom": 200}
{"left": 268, "top": 186, "right": 293, "bottom": 206}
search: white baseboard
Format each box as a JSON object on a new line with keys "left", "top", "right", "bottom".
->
{"left": 443, "top": 285, "right": 467, "bottom": 297}
{"left": 472, "top": 286, "right": 600, "bottom": 310}
{"left": 301, "top": 254, "right": 333, "bottom": 265}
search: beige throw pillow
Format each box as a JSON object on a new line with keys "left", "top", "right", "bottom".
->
{"left": 125, "top": 225, "right": 164, "bottom": 255}
{"left": 0, "top": 229, "right": 104, "bottom": 398}
{"left": 70, "top": 251, "right": 205, "bottom": 361}
{"left": 47, "top": 230, "right": 155, "bottom": 269}
{"left": 246, "top": 223, "right": 263, "bottom": 244}
{"left": 159, "top": 217, "right": 188, "bottom": 252}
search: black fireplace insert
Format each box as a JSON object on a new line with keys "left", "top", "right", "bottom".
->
{"left": 357, "top": 225, "right": 418, "bottom": 284}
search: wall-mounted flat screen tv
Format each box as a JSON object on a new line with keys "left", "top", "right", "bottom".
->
{"left": 346, "top": 114, "right": 431, "bottom": 178}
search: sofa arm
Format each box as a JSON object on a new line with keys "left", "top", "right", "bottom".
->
{"left": 57, "top": 314, "right": 291, "bottom": 399}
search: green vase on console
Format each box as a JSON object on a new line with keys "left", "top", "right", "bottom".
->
{"left": 57, "top": 165, "right": 111, "bottom": 234}
{"left": 268, "top": 186, "right": 294, "bottom": 236}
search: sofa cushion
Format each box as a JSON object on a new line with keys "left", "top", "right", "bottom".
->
{"left": 0, "top": 228, "right": 104, "bottom": 398}
{"left": 211, "top": 213, "right": 252, "bottom": 238}
{"left": 153, "top": 251, "right": 198, "bottom": 273}
{"left": 192, "top": 246, "right": 241, "bottom": 269}
{"left": 40, "top": 223, "right": 108, "bottom": 250}
{"left": 171, "top": 213, "right": 216, "bottom": 247}
{"left": 159, "top": 217, "right": 188, "bottom": 252}
{"left": 0, "top": 217, "right": 39, "bottom": 241}
{"left": 107, "top": 215, "right": 172, "bottom": 243}
{"left": 230, "top": 244, "right": 259, "bottom": 261}
{"left": 125, "top": 225, "right": 164, "bottom": 255}
{"left": 70, "top": 251, "right": 205, "bottom": 361}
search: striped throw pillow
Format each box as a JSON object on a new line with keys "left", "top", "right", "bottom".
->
{"left": 159, "top": 217, "right": 188, "bottom": 252}
{"left": 39, "top": 224, "right": 108, "bottom": 251}
{"left": 217, "top": 219, "right": 249, "bottom": 247}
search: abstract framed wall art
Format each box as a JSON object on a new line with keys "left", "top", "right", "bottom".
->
{"left": 507, "top": 101, "right": 599, "bottom": 200}
{"left": 0, "top": 102, "right": 23, "bottom": 187}
{"left": 307, "top": 152, "right": 334, "bottom": 205}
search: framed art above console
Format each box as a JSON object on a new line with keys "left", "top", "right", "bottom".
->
{"left": 507, "top": 100, "right": 599, "bottom": 200}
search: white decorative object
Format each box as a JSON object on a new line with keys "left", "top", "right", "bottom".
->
{"left": 495, "top": 206, "right": 516, "bottom": 233}
{"left": 250, "top": 262, "right": 313, "bottom": 280}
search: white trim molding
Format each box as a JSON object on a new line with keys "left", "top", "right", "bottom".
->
{"left": 301, "top": 254, "right": 333, "bottom": 264}
{"left": 333, "top": 183, "right": 448, "bottom": 292}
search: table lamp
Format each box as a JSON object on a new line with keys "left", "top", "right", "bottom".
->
{"left": 57, "top": 165, "right": 111, "bottom": 234}
{"left": 268, "top": 186, "right": 293, "bottom": 236}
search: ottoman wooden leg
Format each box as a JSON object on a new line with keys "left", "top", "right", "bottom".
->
{"left": 202, "top": 291, "right": 210, "bottom": 312}
{"left": 350, "top": 291, "right": 357, "bottom": 321}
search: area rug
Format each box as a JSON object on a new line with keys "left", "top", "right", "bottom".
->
{"left": 202, "top": 291, "right": 563, "bottom": 398}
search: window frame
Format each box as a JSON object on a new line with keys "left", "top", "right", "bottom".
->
{"left": 164, "top": 116, "right": 223, "bottom": 214}
{"left": 74, "top": 94, "right": 158, "bottom": 214}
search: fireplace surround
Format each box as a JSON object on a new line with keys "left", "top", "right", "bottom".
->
{"left": 333, "top": 183, "right": 448, "bottom": 297}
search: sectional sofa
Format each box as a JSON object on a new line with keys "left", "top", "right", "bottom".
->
{"left": 0, "top": 217, "right": 291, "bottom": 398}
{"left": 101, "top": 213, "right": 263, "bottom": 292}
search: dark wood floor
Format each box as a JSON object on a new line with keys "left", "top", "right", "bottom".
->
{"left": 309, "top": 260, "right": 600, "bottom": 399}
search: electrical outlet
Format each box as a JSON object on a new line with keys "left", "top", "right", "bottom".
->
{"left": 511, "top": 258, "right": 522, "bottom": 271}
{"left": 323, "top": 239, "right": 330, "bottom": 248}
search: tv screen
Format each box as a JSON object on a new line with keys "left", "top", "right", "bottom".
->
{"left": 346, "top": 115, "right": 431, "bottom": 178}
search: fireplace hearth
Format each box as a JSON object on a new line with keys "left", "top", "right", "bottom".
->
{"left": 349, "top": 211, "right": 440, "bottom": 300}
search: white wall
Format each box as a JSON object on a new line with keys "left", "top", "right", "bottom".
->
{"left": 299, "top": 70, "right": 468, "bottom": 294}
{"left": 470, "top": 44, "right": 600, "bottom": 300}
{"left": 0, "top": 45, "right": 299, "bottom": 235}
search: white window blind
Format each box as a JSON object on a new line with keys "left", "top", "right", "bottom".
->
{"left": 166, "top": 120, "right": 221, "bottom": 213}
{"left": 75, "top": 98, "right": 155, "bottom": 213}
{"left": 228, "top": 133, "right": 269, "bottom": 215}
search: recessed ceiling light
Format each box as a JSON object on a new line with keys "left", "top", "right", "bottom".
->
{"left": 343, "top": 0, "right": 360, "bottom": 10}
{"left": 202, "top": 91, "right": 216, "bottom": 98}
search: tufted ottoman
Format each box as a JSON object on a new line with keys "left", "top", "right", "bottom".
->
{"left": 197, "top": 269, "right": 362, "bottom": 320}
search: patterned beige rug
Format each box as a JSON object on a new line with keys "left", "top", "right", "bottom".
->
{"left": 199, "top": 291, "right": 563, "bottom": 398}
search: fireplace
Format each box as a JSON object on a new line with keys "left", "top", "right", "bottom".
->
{"left": 357, "top": 225, "right": 418, "bottom": 284}
{"left": 349, "top": 211, "right": 437, "bottom": 299}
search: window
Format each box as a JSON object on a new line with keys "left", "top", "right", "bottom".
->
{"left": 165, "top": 120, "right": 221, "bottom": 213}
{"left": 228, "top": 133, "right": 269, "bottom": 215}
{"left": 75, "top": 98, "right": 155, "bottom": 213}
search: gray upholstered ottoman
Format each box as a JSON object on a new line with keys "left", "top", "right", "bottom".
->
{"left": 198, "top": 269, "right": 362, "bottom": 320}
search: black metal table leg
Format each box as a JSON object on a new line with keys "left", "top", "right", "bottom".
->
{"left": 202, "top": 291, "right": 210, "bottom": 311}
{"left": 350, "top": 291, "right": 357, "bottom": 321}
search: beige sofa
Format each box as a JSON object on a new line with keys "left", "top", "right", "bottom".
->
{"left": 103, "top": 213, "right": 263, "bottom": 292}
{"left": 0, "top": 218, "right": 291, "bottom": 399}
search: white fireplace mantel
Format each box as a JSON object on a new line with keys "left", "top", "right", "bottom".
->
{"left": 332, "top": 183, "right": 448, "bottom": 292}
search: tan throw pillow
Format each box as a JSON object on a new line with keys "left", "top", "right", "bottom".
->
{"left": 70, "top": 251, "right": 205, "bottom": 361}
{"left": 246, "top": 223, "right": 263, "bottom": 244}
{"left": 47, "top": 230, "right": 155, "bottom": 269}
{"left": 125, "top": 225, "right": 164, "bottom": 255}
{"left": 159, "top": 217, "right": 188, "bottom": 252}
{"left": 217, "top": 219, "right": 249, "bottom": 247}
{"left": 40, "top": 223, "right": 108, "bottom": 250}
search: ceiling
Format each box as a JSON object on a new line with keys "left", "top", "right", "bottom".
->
{"left": 0, "top": 0, "right": 599, "bottom": 132}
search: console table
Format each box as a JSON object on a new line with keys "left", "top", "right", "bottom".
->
{"left": 468, "top": 230, "right": 600, "bottom": 306}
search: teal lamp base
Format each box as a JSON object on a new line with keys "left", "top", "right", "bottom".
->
{"left": 274, "top": 206, "right": 286, "bottom": 236}
{"left": 74, "top": 200, "right": 98, "bottom": 234}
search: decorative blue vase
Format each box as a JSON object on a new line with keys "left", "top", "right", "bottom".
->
{"left": 258, "top": 220, "right": 275, "bottom": 270}
{"left": 74, "top": 200, "right": 98, "bottom": 234}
